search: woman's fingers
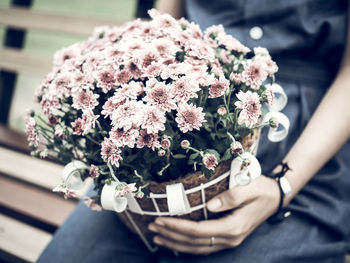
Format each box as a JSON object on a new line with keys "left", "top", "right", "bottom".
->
{"left": 154, "top": 214, "right": 239, "bottom": 238}
{"left": 152, "top": 235, "right": 229, "bottom": 255}
{"left": 148, "top": 223, "right": 229, "bottom": 246}
{"left": 150, "top": 176, "right": 282, "bottom": 254}
{"left": 207, "top": 180, "right": 260, "bottom": 213}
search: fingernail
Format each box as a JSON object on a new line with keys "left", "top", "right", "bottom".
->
{"left": 148, "top": 223, "right": 158, "bottom": 232}
{"left": 155, "top": 218, "right": 165, "bottom": 226}
{"left": 153, "top": 236, "right": 163, "bottom": 245}
{"left": 207, "top": 198, "right": 222, "bottom": 211}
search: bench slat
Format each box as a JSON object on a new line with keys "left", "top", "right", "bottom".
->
{"left": 0, "top": 175, "right": 77, "bottom": 227}
{"left": 0, "top": 47, "right": 52, "bottom": 75}
{"left": 0, "top": 146, "right": 93, "bottom": 196}
{"left": 0, "top": 7, "right": 125, "bottom": 36}
{"left": 0, "top": 146, "right": 63, "bottom": 189}
{"left": 0, "top": 214, "right": 52, "bottom": 263}
{"left": 0, "top": 124, "right": 31, "bottom": 153}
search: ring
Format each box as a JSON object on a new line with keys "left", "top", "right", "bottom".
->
{"left": 209, "top": 236, "right": 215, "bottom": 247}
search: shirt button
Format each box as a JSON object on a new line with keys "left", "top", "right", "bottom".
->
{"left": 249, "top": 26, "right": 263, "bottom": 40}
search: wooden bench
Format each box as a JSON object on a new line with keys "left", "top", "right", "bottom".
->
{"left": 0, "top": 1, "right": 349, "bottom": 262}
{"left": 0, "top": 1, "right": 154, "bottom": 262}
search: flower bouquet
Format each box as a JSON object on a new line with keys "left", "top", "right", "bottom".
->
{"left": 25, "top": 9, "right": 289, "bottom": 252}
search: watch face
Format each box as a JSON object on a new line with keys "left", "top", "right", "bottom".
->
{"left": 280, "top": 177, "right": 292, "bottom": 196}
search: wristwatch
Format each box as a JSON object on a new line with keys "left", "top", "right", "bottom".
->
{"left": 266, "top": 162, "right": 292, "bottom": 223}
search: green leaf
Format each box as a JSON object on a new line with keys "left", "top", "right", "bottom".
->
{"left": 202, "top": 167, "right": 214, "bottom": 179}
{"left": 221, "top": 148, "right": 232, "bottom": 161}
{"left": 172, "top": 154, "right": 187, "bottom": 159}
{"left": 189, "top": 152, "right": 200, "bottom": 160}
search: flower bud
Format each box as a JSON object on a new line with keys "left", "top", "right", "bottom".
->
{"left": 161, "top": 139, "right": 171, "bottom": 149}
{"left": 269, "top": 117, "right": 279, "bottom": 128}
{"left": 242, "top": 158, "right": 251, "bottom": 167}
{"left": 180, "top": 140, "right": 190, "bottom": 149}
{"left": 231, "top": 141, "right": 243, "bottom": 155}
{"left": 217, "top": 106, "right": 227, "bottom": 116}
{"left": 135, "top": 188, "right": 144, "bottom": 199}
{"left": 158, "top": 149, "right": 166, "bottom": 157}
{"left": 48, "top": 115, "right": 58, "bottom": 125}
{"left": 39, "top": 149, "right": 48, "bottom": 159}
{"left": 229, "top": 72, "right": 242, "bottom": 84}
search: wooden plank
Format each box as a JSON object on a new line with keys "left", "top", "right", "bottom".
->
{"left": 0, "top": 7, "right": 125, "bottom": 36}
{"left": 0, "top": 47, "right": 52, "bottom": 75}
{"left": 0, "top": 175, "right": 77, "bottom": 227}
{"left": 0, "top": 124, "right": 30, "bottom": 153}
{"left": 0, "top": 214, "right": 52, "bottom": 263}
{"left": 0, "top": 146, "right": 63, "bottom": 189}
{"left": 0, "top": 146, "right": 93, "bottom": 196}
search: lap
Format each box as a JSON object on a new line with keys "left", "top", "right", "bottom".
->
{"left": 38, "top": 199, "right": 347, "bottom": 263}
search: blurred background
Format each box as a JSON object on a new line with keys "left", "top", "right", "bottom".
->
{"left": 0, "top": 0, "right": 153, "bottom": 132}
{"left": 0, "top": 1, "right": 154, "bottom": 262}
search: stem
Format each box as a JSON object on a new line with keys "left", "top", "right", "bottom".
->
{"left": 187, "top": 146, "right": 204, "bottom": 157}
{"left": 223, "top": 94, "right": 235, "bottom": 124}
{"left": 86, "top": 135, "right": 100, "bottom": 145}
{"left": 36, "top": 115, "right": 53, "bottom": 129}
{"left": 226, "top": 132, "right": 236, "bottom": 142}
{"left": 157, "top": 163, "right": 170, "bottom": 176}
{"left": 107, "top": 162, "right": 119, "bottom": 182}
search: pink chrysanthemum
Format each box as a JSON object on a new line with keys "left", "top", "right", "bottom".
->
{"left": 71, "top": 118, "right": 84, "bottom": 135}
{"left": 101, "top": 98, "right": 120, "bottom": 119}
{"left": 203, "top": 154, "right": 218, "bottom": 171}
{"left": 40, "top": 94, "right": 60, "bottom": 116}
{"left": 101, "top": 138, "right": 123, "bottom": 167}
{"left": 89, "top": 165, "right": 100, "bottom": 178}
{"left": 235, "top": 91, "right": 262, "bottom": 128}
{"left": 25, "top": 117, "right": 39, "bottom": 147}
{"left": 145, "top": 63, "right": 162, "bottom": 78}
{"left": 111, "top": 100, "right": 144, "bottom": 130}
{"left": 95, "top": 66, "right": 117, "bottom": 91}
{"left": 141, "top": 106, "right": 166, "bottom": 134}
{"left": 242, "top": 60, "right": 268, "bottom": 90}
{"left": 172, "top": 77, "right": 200, "bottom": 102}
{"left": 143, "top": 82, "right": 176, "bottom": 112}
{"left": 175, "top": 103, "right": 206, "bottom": 133}
{"left": 151, "top": 38, "right": 179, "bottom": 57}
{"left": 53, "top": 44, "right": 80, "bottom": 68}
{"left": 126, "top": 60, "right": 142, "bottom": 79}
{"left": 209, "top": 75, "right": 230, "bottom": 98}
{"left": 217, "top": 34, "right": 251, "bottom": 54}
{"left": 53, "top": 73, "right": 72, "bottom": 95}
{"left": 115, "top": 69, "right": 132, "bottom": 86}
{"left": 115, "top": 183, "right": 137, "bottom": 198}
{"left": 112, "top": 81, "right": 143, "bottom": 104}
{"left": 229, "top": 73, "right": 243, "bottom": 84}
{"left": 81, "top": 109, "right": 99, "bottom": 134}
{"left": 141, "top": 50, "right": 159, "bottom": 69}
{"left": 264, "top": 85, "right": 275, "bottom": 107}
{"left": 72, "top": 90, "right": 99, "bottom": 110}
{"left": 109, "top": 127, "right": 139, "bottom": 148}
{"left": 136, "top": 129, "right": 161, "bottom": 150}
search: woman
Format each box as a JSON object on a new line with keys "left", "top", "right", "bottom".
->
{"left": 38, "top": 0, "right": 350, "bottom": 262}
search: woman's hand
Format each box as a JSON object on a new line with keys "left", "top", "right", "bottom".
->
{"left": 148, "top": 175, "right": 280, "bottom": 254}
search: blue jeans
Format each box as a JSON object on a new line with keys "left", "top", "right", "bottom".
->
{"left": 37, "top": 197, "right": 348, "bottom": 263}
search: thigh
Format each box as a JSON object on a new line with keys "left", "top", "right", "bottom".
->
{"left": 37, "top": 201, "right": 156, "bottom": 263}
{"left": 158, "top": 214, "right": 347, "bottom": 263}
